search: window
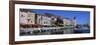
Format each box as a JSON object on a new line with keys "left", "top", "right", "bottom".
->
{"left": 21, "top": 15, "right": 24, "bottom": 17}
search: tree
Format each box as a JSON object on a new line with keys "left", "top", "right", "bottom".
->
{"left": 55, "top": 17, "right": 63, "bottom": 26}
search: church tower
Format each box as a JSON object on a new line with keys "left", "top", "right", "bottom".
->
{"left": 72, "top": 16, "right": 77, "bottom": 27}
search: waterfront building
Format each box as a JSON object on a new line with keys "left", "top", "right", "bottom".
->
{"left": 37, "top": 14, "right": 43, "bottom": 25}
{"left": 27, "top": 12, "right": 36, "bottom": 25}
{"left": 63, "top": 18, "right": 71, "bottom": 26}
{"left": 63, "top": 17, "right": 77, "bottom": 27}
{"left": 19, "top": 9, "right": 77, "bottom": 28}
{"left": 19, "top": 9, "right": 29, "bottom": 24}
{"left": 44, "top": 13, "right": 57, "bottom": 26}
{"left": 71, "top": 16, "right": 77, "bottom": 27}
{"left": 37, "top": 13, "right": 52, "bottom": 26}
{"left": 51, "top": 16, "right": 57, "bottom": 26}
{"left": 19, "top": 9, "right": 37, "bottom": 25}
{"left": 42, "top": 15, "right": 52, "bottom": 26}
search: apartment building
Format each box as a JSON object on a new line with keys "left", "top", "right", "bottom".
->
{"left": 37, "top": 14, "right": 52, "bottom": 26}
{"left": 71, "top": 16, "right": 77, "bottom": 26}
{"left": 27, "top": 12, "right": 36, "bottom": 25}
{"left": 19, "top": 9, "right": 76, "bottom": 27}
{"left": 63, "top": 18, "right": 71, "bottom": 26}
{"left": 63, "top": 17, "right": 77, "bottom": 27}
{"left": 19, "top": 9, "right": 29, "bottom": 25}
{"left": 20, "top": 9, "right": 37, "bottom": 25}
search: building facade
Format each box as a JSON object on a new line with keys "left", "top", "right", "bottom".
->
{"left": 19, "top": 10, "right": 28, "bottom": 24}
{"left": 63, "top": 18, "right": 71, "bottom": 26}
{"left": 71, "top": 16, "right": 77, "bottom": 26}
{"left": 37, "top": 14, "right": 43, "bottom": 25}
{"left": 63, "top": 17, "right": 76, "bottom": 27}
{"left": 19, "top": 9, "right": 37, "bottom": 25}
{"left": 19, "top": 9, "right": 76, "bottom": 28}
{"left": 27, "top": 12, "right": 36, "bottom": 25}
{"left": 37, "top": 14, "right": 52, "bottom": 26}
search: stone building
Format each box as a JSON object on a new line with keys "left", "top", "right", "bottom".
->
{"left": 19, "top": 9, "right": 76, "bottom": 27}
{"left": 37, "top": 13, "right": 52, "bottom": 26}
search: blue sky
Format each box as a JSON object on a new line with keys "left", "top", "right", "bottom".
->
{"left": 32, "top": 9, "right": 90, "bottom": 24}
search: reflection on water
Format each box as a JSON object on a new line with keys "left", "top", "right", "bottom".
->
{"left": 20, "top": 26, "right": 90, "bottom": 36}
{"left": 74, "top": 29, "right": 90, "bottom": 33}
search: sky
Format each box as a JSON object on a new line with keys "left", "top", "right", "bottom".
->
{"left": 32, "top": 9, "right": 90, "bottom": 24}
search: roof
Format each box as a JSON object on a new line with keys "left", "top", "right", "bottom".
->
{"left": 20, "top": 9, "right": 33, "bottom": 12}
